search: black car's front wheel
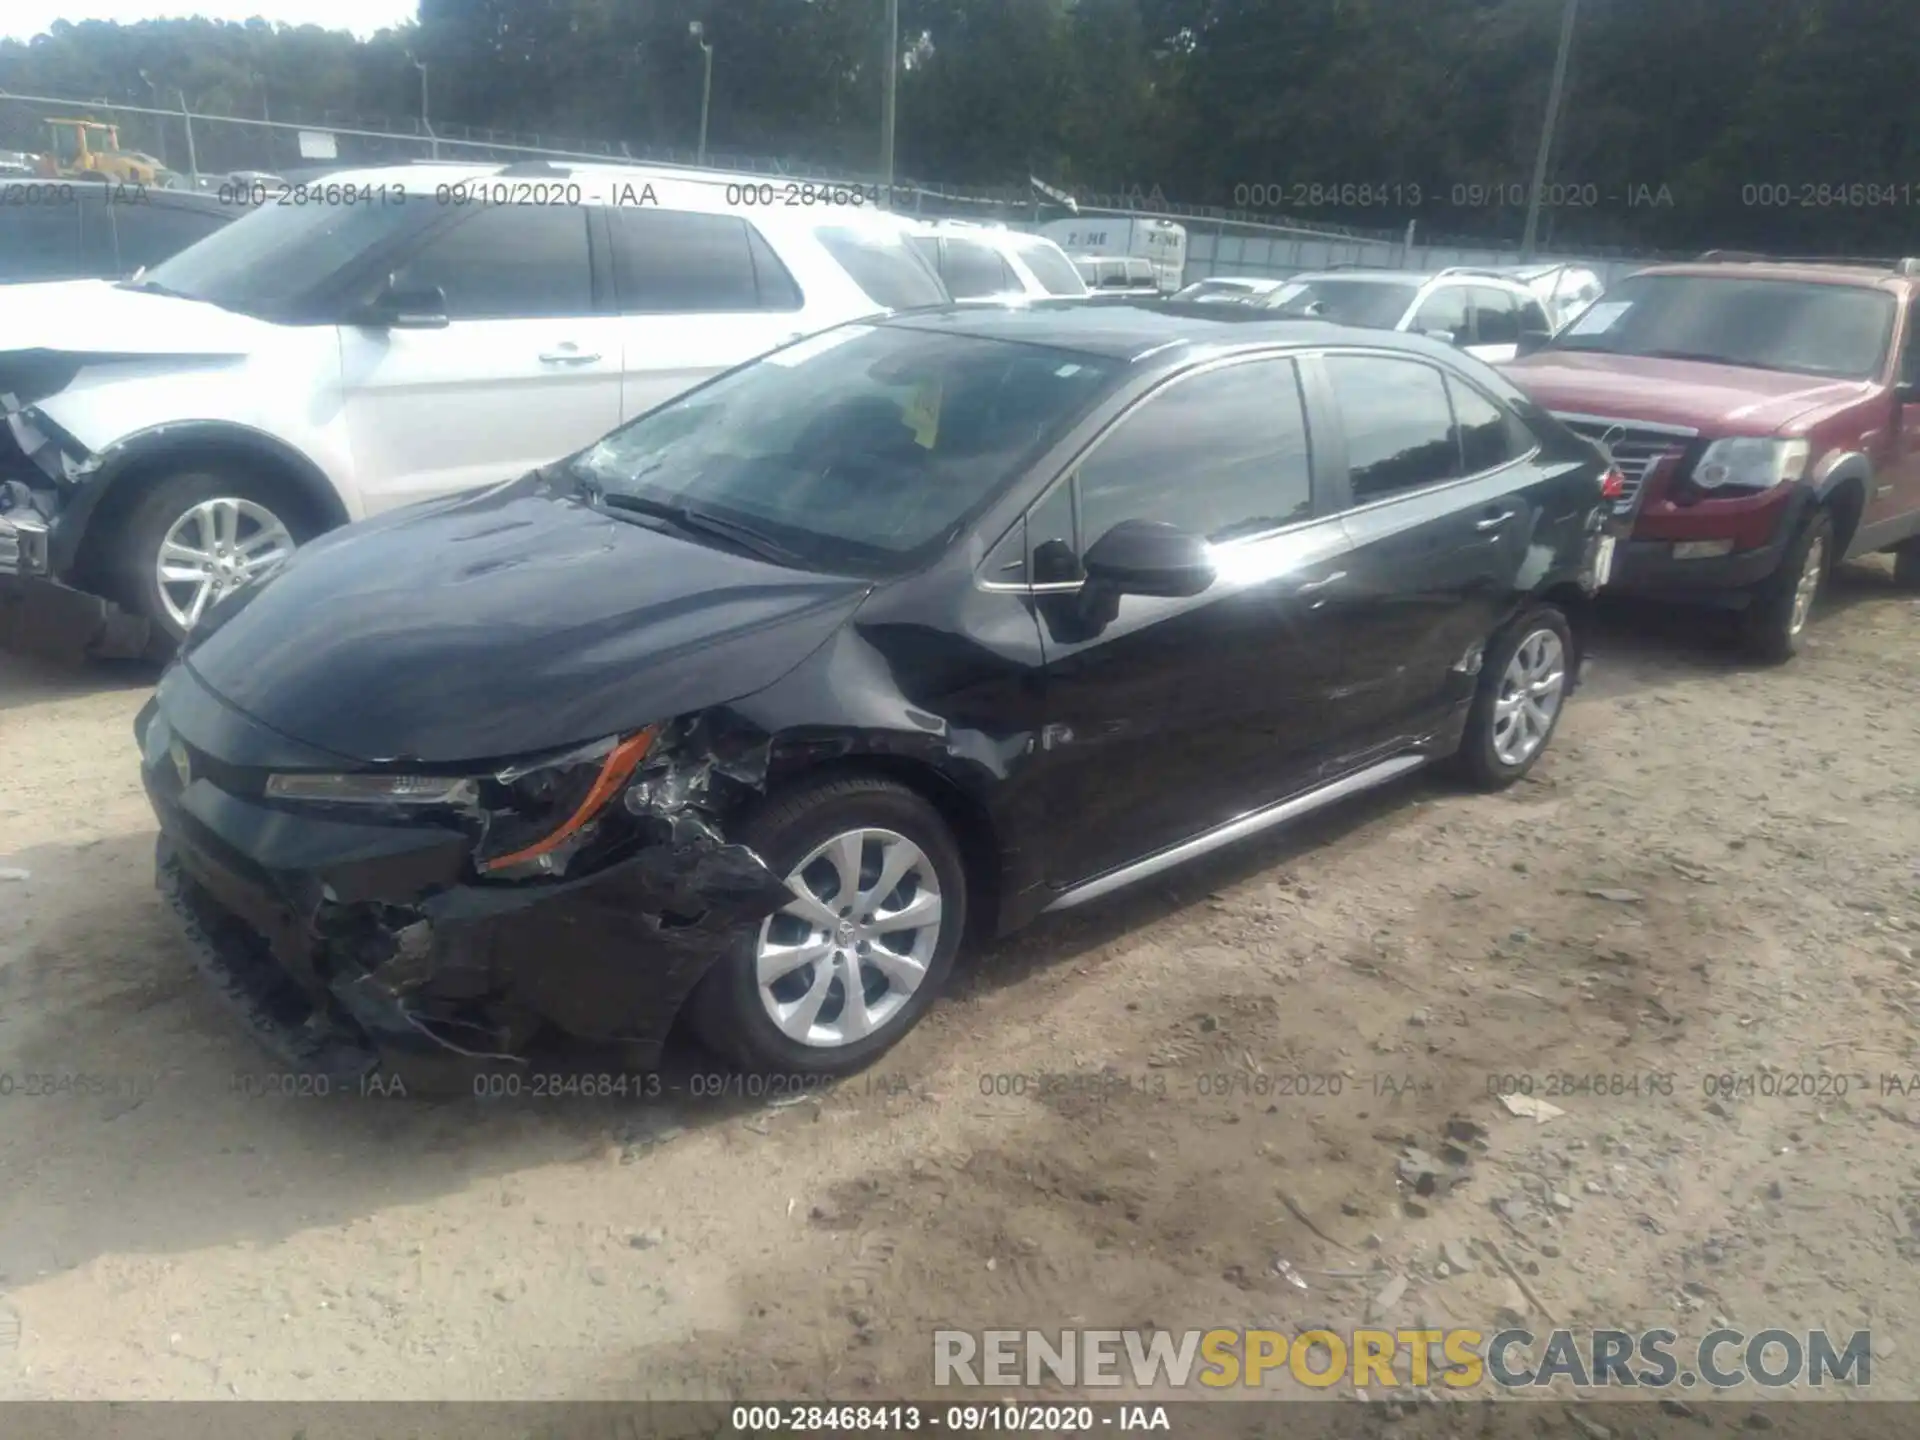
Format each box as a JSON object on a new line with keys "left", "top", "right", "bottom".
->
{"left": 690, "top": 775, "right": 967, "bottom": 1076}
{"left": 1454, "top": 604, "right": 1574, "bottom": 791}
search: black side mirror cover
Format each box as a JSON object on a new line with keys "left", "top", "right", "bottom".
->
{"left": 1082, "top": 517, "right": 1213, "bottom": 598}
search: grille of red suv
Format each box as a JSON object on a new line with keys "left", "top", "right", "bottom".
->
{"left": 1555, "top": 416, "right": 1695, "bottom": 512}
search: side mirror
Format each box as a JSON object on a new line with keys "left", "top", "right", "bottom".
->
{"left": 357, "top": 280, "right": 449, "bottom": 330}
{"left": 1896, "top": 378, "right": 1919, "bottom": 404}
{"left": 1082, "top": 518, "right": 1213, "bottom": 598}
{"left": 1515, "top": 329, "right": 1551, "bottom": 356}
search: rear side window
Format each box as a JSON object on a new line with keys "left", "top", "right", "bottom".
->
{"left": 1325, "top": 354, "right": 1459, "bottom": 502}
{"left": 1446, "top": 375, "right": 1530, "bottom": 474}
{"left": 1470, "top": 287, "right": 1522, "bottom": 345}
{"left": 1077, "top": 358, "right": 1314, "bottom": 545}
{"left": 0, "top": 196, "right": 83, "bottom": 280}
{"left": 1412, "top": 286, "right": 1469, "bottom": 338}
{"left": 112, "top": 204, "right": 228, "bottom": 273}
{"left": 814, "top": 225, "right": 948, "bottom": 311}
{"left": 1013, "top": 239, "right": 1087, "bottom": 296}
{"left": 392, "top": 205, "right": 593, "bottom": 320}
{"left": 607, "top": 208, "right": 800, "bottom": 312}
{"left": 940, "top": 238, "right": 1020, "bottom": 298}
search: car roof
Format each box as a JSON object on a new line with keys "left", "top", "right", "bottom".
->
{"left": 880, "top": 299, "right": 1446, "bottom": 364}
{"left": 1629, "top": 261, "right": 1912, "bottom": 292}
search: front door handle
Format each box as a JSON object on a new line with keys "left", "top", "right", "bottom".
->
{"left": 1296, "top": 570, "right": 1347, "bottom": 595}
{"left": 539, "top": 346, "right": 601, "bottom": 364}
{"left": 1475, "top": 509, "right": 1516, "bottom": 532}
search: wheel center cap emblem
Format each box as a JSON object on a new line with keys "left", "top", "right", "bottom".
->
{"left": 836, "top": 920, "right": 856, "bottom": 944}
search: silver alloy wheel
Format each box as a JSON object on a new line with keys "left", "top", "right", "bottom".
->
{"left": 156, "top": 496, "right": 298, "bottom": 632}
{"left": 755, "top": 827, "right": 943, "bottom": 1048}
{"left": 1789, "top": 534, "right": 1825, "bottom": 637}
{"left": 1491, "top": 628, "right": 1567, "bottom": 768}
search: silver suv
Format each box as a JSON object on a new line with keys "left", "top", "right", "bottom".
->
{"left": 1252, "top": 267, "right": 1556, "bottom": 363}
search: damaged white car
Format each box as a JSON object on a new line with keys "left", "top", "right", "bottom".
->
{"left": 0, "top": 159, "right": 949, "bottom": 654}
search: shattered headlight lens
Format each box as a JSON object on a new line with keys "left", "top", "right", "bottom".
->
{"left": 474, "top": 727, "right": 659, "bottom": 877}
{"left": 1690, "top": 437, "right": 1809, "bottom": 492}
{"left": 264, "top": 773, "right": 482, "bottom": 806}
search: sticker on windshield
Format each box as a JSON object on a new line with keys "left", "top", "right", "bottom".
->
{"left": 765, "top": 325, "right": 874, "bottom": 367}
{"left": 1567, "top": 300, "right": 1630, "bottom": 335}
{"left": 903, "top": 379, "right": 942, "bottom": 449}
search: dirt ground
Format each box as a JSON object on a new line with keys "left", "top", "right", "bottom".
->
{"left": 2, "top": 562, "right": 1918, "bottom": 1406}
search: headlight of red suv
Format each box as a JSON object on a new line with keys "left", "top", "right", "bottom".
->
{"left": 1691, "top": 437, "right": 1810, "bottom": 492}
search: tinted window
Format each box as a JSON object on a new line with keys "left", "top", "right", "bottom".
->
{"left": 1517, "top": 297, "right": 1553, "bottom": 336}
{"left": 941, "top": 238, "right": 1018, "bottom": 298}
{"left": 113, "top": 204, "right": 228, "bottom": 272}
{"left": 392, "top": 206, "right": 592, "bottom": 320}
{"left": 1326, "top": 355, "right": 1459, "bottom": 501}
{"left": 1012, "top": 239, "right": 1088, "bottom": 296}
{"left": 1413, "top": 286, "right": 1469, "bottom": 337}
{"left": 575, "top": 325, "right": 1118, "bottom": 577}
{"left": 609, "top": 208, "right": 797, "bottom": 313}
{"left": 1470, "top": 287, "right": 1521, "bottom": 345}
{"left": 1028, "top": 479, "right": 1081, "bottom": 585}
{"left": 1077, "top": 359, "right": 1313, "bottom": 545}
{"left": 0, "top": 197, "right": 83, "bottom": 280}
{"left": 1546, "top": 273, "right": 1895, "bottom": 379}
{"left": 814, "top": 225, "right": 948, "bottom": 310}
{"left": 1447, "top": 376, "right": 1525, "bottom": 474}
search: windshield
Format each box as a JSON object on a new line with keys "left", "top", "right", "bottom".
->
{"left": 1263, "top": 278, "right": 1421, "bottom": 329}
{"left": 573, "top": 323, "right": 1121, "bottom": 577}
{"left": 139, "top": 197, "right": 430, "bottom": 317}
{"left": 1012, "top": 239, "right": 1088, "bottom": 296}
{"left": 1546, "top": 273, "right": 1896, "bottom": 378}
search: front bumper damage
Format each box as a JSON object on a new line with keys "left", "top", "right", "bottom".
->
{"left": 139, "top": 694, "right": 795, "bottom": 1089}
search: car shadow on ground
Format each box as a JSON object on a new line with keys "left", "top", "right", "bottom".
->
{"left": 0, "top": 645, "right": 159, "bottom": 714}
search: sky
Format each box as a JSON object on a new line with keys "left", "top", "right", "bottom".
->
{"left": 3, "top": 0, "right": 416, "bottom": 43}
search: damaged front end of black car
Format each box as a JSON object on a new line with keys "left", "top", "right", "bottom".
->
{"left": 138, "top": 681, "right": 798, "bottom": 1089}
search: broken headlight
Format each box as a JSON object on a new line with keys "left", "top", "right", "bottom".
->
{"left": 265, "top": 726, "right": 660, "bottom": 880}
{"left": 474, "top": 727, "right": 659, "bottom": 878}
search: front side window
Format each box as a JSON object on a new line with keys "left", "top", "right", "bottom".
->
{"left": 1076, "top": 358, "right": 1314, "bottom": 546}
{"left": 1546, "top": 273, "right": 1896, "bottom": 379}
{"left": 1470, "top": 287, "right": 1522, "bottom": 345}
{"left": 574, "top": 325, "right": 1120, "bottom": 577}
{"left": 814, "top": 225, "right": 949, "bottom": 311}
{"left": 1326, "top": 354, "right": 1459, "bottom": 502}
{"left": 390, "top": 205, "right": 593, "bottom": 320}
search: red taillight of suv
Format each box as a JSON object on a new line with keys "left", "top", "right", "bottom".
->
{"left": 1600, "top": 466, "right": 1627, "bottom": 501}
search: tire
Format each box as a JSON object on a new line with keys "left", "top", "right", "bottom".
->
{"left": 689, "top": 775, "right": 968, "bottom": 1076}
{"left": 1452, "top": 604, "right": 1575, "bottom": 791}
{"left": 1741, "top": 507, "right": 1832, "bottom": 664}
{"left": 112, "top": 468, "right": 316, "bottom": 650}
{"left": 1893, "top": 539, "right": 1920, "bottom": 590}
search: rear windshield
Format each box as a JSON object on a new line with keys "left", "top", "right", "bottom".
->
{"left": 813, "top": 225, "right": 950, "bottom": 312}
{"left": 1544, "top": 273, "right": 1896, "bottom": 379}
{"left": 1012, "top": 239, "right": 1088, "bottom": 296}
{"left": 1263, "top": 278, "right": 1421, "bottom": 329}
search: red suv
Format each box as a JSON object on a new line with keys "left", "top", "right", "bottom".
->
{"left": 1503, "top": 254, "right": 1920, "bottom": 659}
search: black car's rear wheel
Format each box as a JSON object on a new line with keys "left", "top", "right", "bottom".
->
{"left": 690, "top": 775, "right": 966, "bottom": 1076}
{"left": 1453, "top": 604, "right": 1574, "bottom": 791}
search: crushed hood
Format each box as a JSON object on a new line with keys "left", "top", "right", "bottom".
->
{"left": 1504, "top": 350, "right": 1873, "bottom": 436}
{"left": 180, "top": 474, "right": 872, "bottom": 764}
{"left": 0, "top": 279, "right": 268, "bottom": 358}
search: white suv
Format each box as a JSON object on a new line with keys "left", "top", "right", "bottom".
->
{"left": 901, "top": 220, "right": 1088, "bottom": 303}
{"left": 1252, "top": 267, "right": 1555, "bottom": 363}
{"left": 0, "top": 160, "right": 949, "bottom": 649}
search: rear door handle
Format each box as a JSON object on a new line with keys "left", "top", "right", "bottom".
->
{"left": 539, "top": 345, "right": 601, "bottom": 364}
{"left": 1296, "top": 570, "right": 1347, "bottom": 595}
{"left": 1475, "top": 509, "right": 1516, "bottom": 532}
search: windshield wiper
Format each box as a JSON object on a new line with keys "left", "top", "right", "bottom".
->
{"left": 595, "top": 492, "right": 805, "bottom": 566}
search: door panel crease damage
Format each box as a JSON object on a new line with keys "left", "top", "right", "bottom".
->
{"left": 145, "top": 706, "right": 802, "bottom": 1087}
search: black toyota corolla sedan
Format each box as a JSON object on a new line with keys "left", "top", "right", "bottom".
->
{"left": 134, "top": 303, "right": 1627, "bottom": 1084}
